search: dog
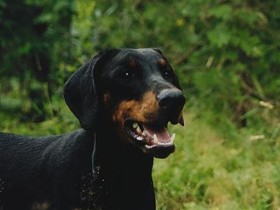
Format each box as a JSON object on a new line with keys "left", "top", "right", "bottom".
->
{"left": 0, "top": 48, "right": 185, "bottom": 210}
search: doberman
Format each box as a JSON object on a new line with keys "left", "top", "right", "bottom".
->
{"left": 0, "top": 48, "right": 185, "bottom": 210}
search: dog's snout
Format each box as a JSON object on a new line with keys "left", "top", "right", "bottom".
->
{"left": 158, "top": 89, "right": 185, "bottom": 110}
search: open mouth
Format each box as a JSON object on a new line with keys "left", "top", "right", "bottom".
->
{"left": 125, "top": 120, "right": 176, "bottom": 158}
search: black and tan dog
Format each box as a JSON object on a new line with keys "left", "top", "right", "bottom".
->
{"left": 0, "top": 48, "right": 185, "bottom": 210}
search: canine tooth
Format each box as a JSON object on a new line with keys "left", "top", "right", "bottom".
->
{"left": 153, "top": 134, "right": 158, "bottom": 144}
{"left": 136, "top": 126, "right": 142, "bottom": 134}
{"left": 171, "top": 133, "right": 176, "bottom": 142}
{"left": 132, "top": 122, "right": 138, "bottom": 129}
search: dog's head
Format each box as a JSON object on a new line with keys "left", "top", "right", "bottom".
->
{"left": 64, "top": 48, "right": 185, "bottom": 158}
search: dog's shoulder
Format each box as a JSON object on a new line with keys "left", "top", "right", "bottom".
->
{"left": 0, "top": 129, "right": 95, "bottom": 173}
{"left": 0, "top": 129, "right": 91, "bottom": 146}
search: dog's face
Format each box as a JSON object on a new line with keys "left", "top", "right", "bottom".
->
{"left": 64, "top": 48, "right": 185, "bottom": 158}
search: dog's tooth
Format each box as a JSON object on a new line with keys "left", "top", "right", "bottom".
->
{"left": 136, "top": 126, "right": 142, "bottom": 134}
{"left": 171, "top": 133, "right": 176, "bottom": 143}
{"left": 153, "top": 134, "right": 158, "bottom": 144}
{"left": 132, "top": 122, "right": 139, "bottom": 129}
{"left": 136, "top": 136, "right": 143, "bottom": 141}
{"left": 145, "top": 144, "right": 156, "bottom": 149}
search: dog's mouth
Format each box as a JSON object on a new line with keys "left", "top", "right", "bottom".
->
{"left": 125, "top": 120, "right": 176, "bottom": 158}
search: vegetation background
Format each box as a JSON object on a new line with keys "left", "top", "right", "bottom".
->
{"left": 0, "top": 0, "right": 279, "bottom": 209}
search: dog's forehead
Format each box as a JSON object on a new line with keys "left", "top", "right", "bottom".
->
{"left": 101, "top": 48, "right": 169, "bottom": 77}
{"left": 114, "top": 48, "right": 163, "bottom": 63}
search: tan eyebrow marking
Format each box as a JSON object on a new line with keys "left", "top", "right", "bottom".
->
{"left": 158, "top": 58, "right": 167, "bottom": 66}
{"left": 128, "top": 58, "right": 139, "bottom": 68}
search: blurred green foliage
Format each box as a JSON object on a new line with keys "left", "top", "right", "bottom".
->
{"left": 0, "top": 0, "right": 280, "bottom": 209}
{"left": 1, "top": 0, "right": 279, "bottom": 129}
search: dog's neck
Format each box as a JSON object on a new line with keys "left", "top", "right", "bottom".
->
{"left": 87, "top": 116, "right": 155, "bottom": 210}
{"left": 94, "top": 108, "right": 154, "bottom": 169}
{"left": 94, "top": 123, "right": 154, "bottom": 175}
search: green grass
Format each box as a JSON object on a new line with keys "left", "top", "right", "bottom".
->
{"left": 1, "top": 103, "right": 280, "bottom": 210}
{"left": 154, "top": 113, "right": 280, "bottom": 210}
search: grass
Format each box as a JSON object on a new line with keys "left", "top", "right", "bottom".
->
{"left": 154, "top": 113, "right": 280, "bottom": 210}
{"left": 1, "top": 98, "right": 280, "bottom": 210}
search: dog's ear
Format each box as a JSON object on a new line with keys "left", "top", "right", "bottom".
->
{"left": 63, "top": 49, "right": 120, "bottom": 130}
{"left": 153, "top": 48, "right": 163, "bottom": 55}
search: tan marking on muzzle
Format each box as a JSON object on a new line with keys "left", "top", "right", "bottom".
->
{"left": 112, "top": 91, "right": 159, "bottom": 140}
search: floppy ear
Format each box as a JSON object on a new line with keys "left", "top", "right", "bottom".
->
{"left": 63, "top": 49, "right": 120, "bottom": 130}
{"left": 153, "top": 48, "right": 163, "bottom": 55}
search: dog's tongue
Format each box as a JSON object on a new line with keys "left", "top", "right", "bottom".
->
{"left": 143, "top": 125, "right": 171, "bottom": 143}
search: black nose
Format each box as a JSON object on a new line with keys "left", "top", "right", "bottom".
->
{"left": 157, "top": 89, "right": 185, "bottom": 110}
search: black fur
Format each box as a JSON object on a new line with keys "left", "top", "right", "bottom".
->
{"left": 0, "top": 48, "right": 185, "bottom": 210}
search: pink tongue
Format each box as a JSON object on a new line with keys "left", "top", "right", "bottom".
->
{"left": 143, "top": 125, "right": 171, "bottom": 143}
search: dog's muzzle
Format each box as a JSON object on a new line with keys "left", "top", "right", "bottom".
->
{"left": 157, "top": 88, "right": 185, "bottom": 125}
{"left": 125, "top": 88, "right": 185, "bottom": 158}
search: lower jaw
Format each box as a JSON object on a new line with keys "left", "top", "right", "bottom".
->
{"left": 143, "top": 145, "right": 175, "bottom": 158}
{"left": 129, "top": 141, "right": 174, "bottom": 158}
{"left": 124, "top": 121, "right": 175, "bottom": 158}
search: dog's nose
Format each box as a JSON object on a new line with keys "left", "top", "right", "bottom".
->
{"left": 157, "top": 89, "right": 185, "bottom": 110}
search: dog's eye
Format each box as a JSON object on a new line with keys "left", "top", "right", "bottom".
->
{"left": 163, "top": 71, "right": 171, "bottom": 77}
{"left": 122, "top": 71, "right": 137, "bottom": 79}
{"left": 162, "top": 69, "right": 173, "bottom": 79}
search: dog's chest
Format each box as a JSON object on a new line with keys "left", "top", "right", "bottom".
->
{"left": 79, "top": 169, "right": 108, "bottom": 210}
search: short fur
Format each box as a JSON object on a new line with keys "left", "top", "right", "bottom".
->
{"left": 0, "top": 48, "right": 185, "bottom": 210}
